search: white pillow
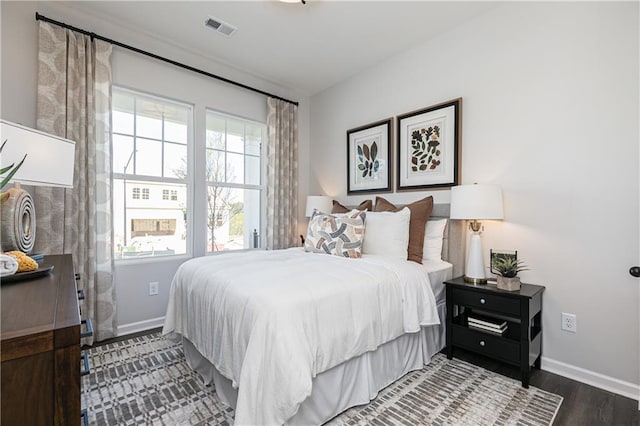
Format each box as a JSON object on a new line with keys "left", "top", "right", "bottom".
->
{"left": 422, "top": 218, "right": 448, "bottom": 261}
{"left": 362, "top": 207, "right": 411, "bottom": 260}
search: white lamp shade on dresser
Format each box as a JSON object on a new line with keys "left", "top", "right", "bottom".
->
{"left": 0, "top": 120, "right": 75, "bottom": 188}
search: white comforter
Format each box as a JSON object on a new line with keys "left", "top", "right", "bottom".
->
{"left": 162, "top": 248, "right": 439, "bottom": 425}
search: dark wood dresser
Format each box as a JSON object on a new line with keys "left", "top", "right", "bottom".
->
{"left": 1, "top": 254, "right": 81, "bottom": 425}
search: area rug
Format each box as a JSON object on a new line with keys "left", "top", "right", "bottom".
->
{"left": 82, "top": 332, "right": 562, "bottom": 425}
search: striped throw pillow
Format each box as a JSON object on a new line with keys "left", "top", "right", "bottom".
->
{"left": 304, "top": 209, "right": 366, "bottom": 258}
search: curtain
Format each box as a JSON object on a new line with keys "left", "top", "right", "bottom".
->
{"left": 35, "top": 21, "right": 116, "bottom": 343}
{"left": 266, "top": 98, "right": 299, "bottom": 249}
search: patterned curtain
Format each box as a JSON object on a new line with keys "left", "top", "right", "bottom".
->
{"left": 266, "top": 98, "right": 299, "bottom": 249}
{"left": 35, "top": 22, "right": 116, "bottom": 343}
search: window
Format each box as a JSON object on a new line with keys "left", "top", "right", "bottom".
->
{"left": 206, "top": 111, "right": 264, "bottom": 252}
{"left": 112, "top": 88, "right": 191, "bottom": 259}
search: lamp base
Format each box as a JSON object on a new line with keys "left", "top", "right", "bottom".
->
{"left": 464, "top": 231, "right": 487, "bottom": 285}
{"left": 463, "top": 276, "right": 488, "bottom": 285}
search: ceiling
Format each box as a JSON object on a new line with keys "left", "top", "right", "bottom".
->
{"left": 61, "top": 1, "right": 498, "bottom": 96}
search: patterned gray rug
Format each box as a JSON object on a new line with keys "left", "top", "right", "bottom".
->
{"left": 82, "top": 332, "right": 562, "bottom": 425}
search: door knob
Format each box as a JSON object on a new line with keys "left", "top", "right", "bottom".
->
{"left": 630, "top": 266, "right": 640, "bottom": 278}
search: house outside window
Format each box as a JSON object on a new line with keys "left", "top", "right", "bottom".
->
{"left": 112, "top": 88, "right": 191, "bottom": 259}
{"left": 205, "top": 111, "right": 264, "bottom": 252}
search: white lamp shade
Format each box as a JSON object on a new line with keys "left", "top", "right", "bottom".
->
{"left": 305, "top": 195, "right": 332, "bottom": 217}
{"left": 450, "top": 184, "right": 504, "bottom": 220}
{"left": 1, "top": 120, "right": 75, "bottom": 188}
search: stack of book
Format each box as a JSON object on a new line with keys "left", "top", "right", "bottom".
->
{"left": 467, "top": 314, "right": 507, "bottom": 335}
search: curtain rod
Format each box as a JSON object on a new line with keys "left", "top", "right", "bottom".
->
{"left": 35, "top": 12, "right": 299, "bottom": 107}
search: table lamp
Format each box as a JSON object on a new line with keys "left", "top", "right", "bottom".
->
{"left": 0, "top": 120, "right": 75, "bottom": 253}
{"left": 305, "top": 195, "right": 332, "bottom": 217}
{"left": 450, "top": 183, "right": 504, "bottom": 284}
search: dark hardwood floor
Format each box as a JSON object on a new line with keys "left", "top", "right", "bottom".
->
{"left": 451, "top": 348, "right": 639, "bottom": 426}
{"left": 88, "top": 329, "right": 639, "bottom": 426}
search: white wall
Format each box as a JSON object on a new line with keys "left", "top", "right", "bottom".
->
{"left": 1, "top": 1, "right": 311, "bottom": 332}
{"left": 310, "top": 2, "right": 639, "bottom": 394}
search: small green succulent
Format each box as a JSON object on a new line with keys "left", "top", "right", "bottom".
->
{"left": 491, "top": 257, "right": 529, "bottom": 278}
{"left": 0, "top": 139, "right": 27, "bottom": 200}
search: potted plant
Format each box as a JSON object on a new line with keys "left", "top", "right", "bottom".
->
{"left": 492, "top": 256, "right": 529, "bottom": 291}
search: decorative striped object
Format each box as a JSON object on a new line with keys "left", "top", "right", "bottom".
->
{"left": 304, "top": 209, "right": 366, "bottom": 258}
{"left": 82, "top": 333, "right": 562, "bottom": 425}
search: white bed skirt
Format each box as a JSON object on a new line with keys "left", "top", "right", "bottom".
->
{"left": 181, "top": 302, "right": 446, "bottom": 425}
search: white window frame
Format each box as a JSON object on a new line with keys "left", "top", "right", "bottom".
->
{"left": 205, "top": 109, "right": 266, "bottom": 253}
{"left": 112, "top": 86, "right": 194, "bottom": 262}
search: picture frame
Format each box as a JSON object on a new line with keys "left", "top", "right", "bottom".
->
{"left": 396, "top": 98, "right": 461, "bottom": 191}
{"left": 347, "top": 118, "right": 392, "bottom": 194}
{"left": 490, "top": 250, "right": 518, "bottom": 275}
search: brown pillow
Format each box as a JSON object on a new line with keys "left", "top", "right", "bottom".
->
{"left": 331, "top": 199, "right": 373, "bottom": 214}
{"left": 374, "top": 196, "right": 434, "bottom": 263}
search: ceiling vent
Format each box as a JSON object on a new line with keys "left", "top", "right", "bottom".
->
{"left": 205, "top": 17, "right": 237, "bottom": 37}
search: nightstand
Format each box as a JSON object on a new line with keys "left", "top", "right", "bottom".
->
{"left": 444, "top": 276, "right": 545, "bottom": 388}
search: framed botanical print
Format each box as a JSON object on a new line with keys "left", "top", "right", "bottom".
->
{"left": 347, "top": 118, "right": 392, "bottom": 194}
{"left": 397, "top": 98, "right": 461, "bottom": 191}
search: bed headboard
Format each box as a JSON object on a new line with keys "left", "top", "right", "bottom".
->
{"left": 431, "top": 203, "right": 465, "bottom": 278}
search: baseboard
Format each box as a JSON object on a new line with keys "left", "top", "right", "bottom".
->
{"left": 542, "top": 356, "right": 639, "bottom": 402}
{"left": 117, "top": 316, "right": 165, "bottom": 337}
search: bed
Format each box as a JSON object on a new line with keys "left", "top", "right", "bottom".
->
{"left": 163, "top": 204, "right": 464, "bottom": 425}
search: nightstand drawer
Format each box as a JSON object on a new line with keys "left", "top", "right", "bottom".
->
{"left": 452, "top": 288, "right": 520, "bottom": 316}
{"left": 452, "top": 325, "right": 520, "bottom": 364}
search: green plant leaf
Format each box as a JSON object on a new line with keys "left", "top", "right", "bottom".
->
{"left": 0, "top": 164, "right": 16, "bottom": 175}
{"left": 371, "top": 142, "right": 377, "bottom": 161}
{"left": 1, "top": 154, "right": 26, "bottom": 190}
{"left": 357, "top": 164, "right": 365, "bottom": 171}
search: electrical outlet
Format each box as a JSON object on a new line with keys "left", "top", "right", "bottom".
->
{"left": 149, "top": 281, "right": 159, "bottom": 296}
{"left": 561, "top": 313, "right": 577, "bottom": 333}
